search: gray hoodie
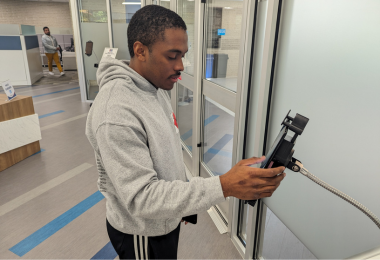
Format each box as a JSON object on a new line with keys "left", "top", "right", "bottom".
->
{"left": 85, "top": 57, "right": 225, "bottom": 236}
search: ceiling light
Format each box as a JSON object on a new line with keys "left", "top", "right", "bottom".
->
{"left": 224, "top": 7, "right": 233, "bottom": 9}
{"left": 122, "top": 2, "right": 141, "bottom": 4}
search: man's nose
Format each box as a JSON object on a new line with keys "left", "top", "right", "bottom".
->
{"left": 174, "top": 57, "right": 184, "bottom": 72}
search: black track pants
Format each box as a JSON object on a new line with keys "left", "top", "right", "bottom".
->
{"left": 107, "top": 219, "right": 181, "bottom": 259}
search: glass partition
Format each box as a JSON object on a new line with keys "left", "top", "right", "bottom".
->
{"left": 177, "top": 84, "right": 193, "bottom": 153}
{"left": 204, "top": 0, "right": 244, "bottom": 92}
{"left": 203, "top": 97, "right": 234, "bottom": 176}
{"left": 160, "top": 0, "right": 171, "bottom": 9}
{"left": 111, "top": 0, "right": 141, "bottom": 61}
{"left": 261, "top": 206, "right": 316, "bottom": 259}
{"left": 177, "top": 0, "right": 195, "bottom": 75}
{"left": 257, "top": 0, "right": 380, "bottom": 258}
{"left": 78, "top": 0, "right": 110, "bottom": 100}
{"left": 238, "top": 201, "right": 249, "bottom": 244}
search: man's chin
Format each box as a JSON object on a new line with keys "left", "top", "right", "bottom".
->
{"left": 160, "top": 82, "right": 175, "bottom": 91}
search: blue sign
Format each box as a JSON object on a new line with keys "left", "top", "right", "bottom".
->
{"left": 217, "top": 29, "right": 226, "bottom": 36}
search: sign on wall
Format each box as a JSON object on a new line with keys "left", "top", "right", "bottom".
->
{"left": 217, "top": 29, "right": 226, "bottom": 36}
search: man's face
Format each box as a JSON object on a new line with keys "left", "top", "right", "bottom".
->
{"left": 44, "top": 28, "right": 50, "bottom": 35}
{"left": 143, "top": 28, "right": 188, "bottom": 90}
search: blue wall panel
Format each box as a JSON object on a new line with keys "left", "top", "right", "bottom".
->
{"left": 25, "top": 35, "right": 39, "bottom": 50}
{"left": 0, "top": 36, "right": 22, "bottom": 50}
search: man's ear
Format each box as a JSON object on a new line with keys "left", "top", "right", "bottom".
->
{"left": 133, "top": 41, "right": 148, "bottom": 62}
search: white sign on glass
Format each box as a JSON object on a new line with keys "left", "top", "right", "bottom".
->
{"left": 102, "top": 48, "right": 118, "bottom": 60}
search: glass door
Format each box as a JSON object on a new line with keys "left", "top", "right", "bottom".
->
{"left": 200, "top": 0, "right": 246, "bottom": 225}
{"left": 159, "top": 0, "right": 171, "bottom": 9}
{"left": 78, "top": 0, "right": 111, "bottom": 100}
{"left": 175, "top": 0, "right": 196, "bottom": 173}
{"left": 110, "top": 0, "right": 141, "bottom": 60}
{"left": 77, "top": 0, "right": 142, "bottom": 101}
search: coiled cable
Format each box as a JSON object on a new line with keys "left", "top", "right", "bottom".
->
{"left": 299, "top": 166, "right": 380, "bottom": 229}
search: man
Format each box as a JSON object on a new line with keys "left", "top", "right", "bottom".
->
{"left": 41, "top": 27, "right": 65, "bottom": 76}
{"left": 86, "top": 5, "right": 285, "bottom": 259}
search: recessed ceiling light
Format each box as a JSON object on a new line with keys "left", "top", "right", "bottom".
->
{"left": 122, "top": 1, "right": 141, "bottom": 4}
{"left": 224, "top": 7, "right": 233, "bottom": 9}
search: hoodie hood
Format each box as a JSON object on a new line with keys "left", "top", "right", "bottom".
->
{"left": 96, "top": 57, "right": 157, "bottom": 94}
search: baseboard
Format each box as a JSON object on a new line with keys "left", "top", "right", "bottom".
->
{"left": 207, "top": 207, "right": 228, "bottom": 234}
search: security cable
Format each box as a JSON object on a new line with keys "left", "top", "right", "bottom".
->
{"left": 297, "top": 163, "right": 380, "bottom": 229}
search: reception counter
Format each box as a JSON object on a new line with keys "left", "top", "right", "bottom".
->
{"left": 0, "top": 94, "right": 41, "bottom": 171}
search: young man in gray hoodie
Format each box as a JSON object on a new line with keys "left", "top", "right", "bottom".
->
{"left": 86, "top": 5, "right": 285, "bottom": 260}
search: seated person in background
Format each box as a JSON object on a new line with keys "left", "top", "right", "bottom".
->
{"left": 41, "top": 27, "right": 65, "bottom": 76}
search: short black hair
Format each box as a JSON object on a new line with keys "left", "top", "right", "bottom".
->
{"left": 127, "top": 5, "right": 187, "bottom": 58}
{"left": 43, "top": 26, "right": 49, "bottom": 31}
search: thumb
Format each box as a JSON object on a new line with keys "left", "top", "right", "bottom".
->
{"left": 240, "top": 156, "right": 266, "bottom": 166}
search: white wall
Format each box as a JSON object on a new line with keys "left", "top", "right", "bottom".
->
{"left": 0, "top": 50, "right": 28, "bottom": 85}
{"left": 26, "top": 47, "right": 43, "bottom": 84}
{"left": 0, "top": 0, "right": 72, "bottom": 33}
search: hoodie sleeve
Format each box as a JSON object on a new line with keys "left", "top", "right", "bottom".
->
{"left": 96, "top": 122, "right": 226, "bottom": 220}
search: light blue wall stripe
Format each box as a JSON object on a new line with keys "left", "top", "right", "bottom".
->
{"left": 181, "top": 115, "right": 219, "bottom": 141}
{"left": 32, "top": 87, "right": 80, "bottom": 98}
{"left": 91, "top": 241, "right": 118, "bottom": 260}
{"left": 9, "top": 191, "right": 104, "bottom": 257}
{"left": 38, "top": 110, "right": 64, "bottom": 119}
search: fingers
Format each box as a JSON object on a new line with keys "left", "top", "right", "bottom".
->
{"left": 251, "top": 172, "right": 286, "bottom": 188}
{"left": 250, "top": 166, "right": 285, "bottom": 178}
{"left": 240, "top": 156, "right": 266, "bottom": 166}
{"left": 255, "top": 183, "right": 282, "bottom": 198}
{"left": 260, "top": 192, "right": 274, "bottom": 198}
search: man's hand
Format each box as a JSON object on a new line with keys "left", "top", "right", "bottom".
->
{"left": 219, "top": 156, "right": 286, "bottom": 200}
{"left": 181, "top": 219, "right": 188, "bottom": 225}
{"left": 56, "top": 47, "right": 60, "bottom": 50}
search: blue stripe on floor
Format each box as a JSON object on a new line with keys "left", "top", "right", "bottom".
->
{"left": 31, "top": 149, "right": 45, "bottom": 156}
{"left": 38, "top": 110, "right": 64, "bottom": 119}
{"left": 207, "top": 148, "right": 232, "bottom": 158}
{"left": 204, "top": 115, "right": 219, "bottom": 126}
{"left": 9, "top": 191, "right": 104, "bottom": 257}
{"left": 32, "top": 87, "right": 80, "bottom": 98}
{"left": 181, "top": 129, "right": 193, "bottom": 141}
{"left": 204, "top": 134, "right": 234, "bottom": 164}
{"left": 181, "top": 115, "right": 219, "bottom": 141}
{"left": 91, "top": 241, "right": 118, "bottom": 260}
